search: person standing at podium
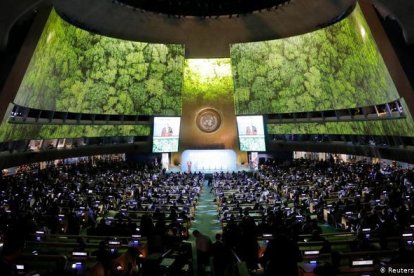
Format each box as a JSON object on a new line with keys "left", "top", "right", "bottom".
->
{"left": 187, "top": 160, "right": 192, "bottom": 174}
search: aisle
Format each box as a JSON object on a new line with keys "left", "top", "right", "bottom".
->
{"left": 189, "top": 177, "right": 221, "bottom": 274}
{"left": 190, "top": 179, "right": 221, "bottom": 238}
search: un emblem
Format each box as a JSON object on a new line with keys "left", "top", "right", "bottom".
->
{"left": 196, "top": 109, "right": 221, "bottom": 133}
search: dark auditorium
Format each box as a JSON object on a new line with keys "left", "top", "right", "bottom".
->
{"left": 1, "top": 0, "right": 414, "bottom": 275}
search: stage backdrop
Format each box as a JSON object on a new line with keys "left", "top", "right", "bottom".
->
{"left": 181, "top": 150, "right": 237, "bottom": 172}
{"left": 172, "top": 59, "right": 247, "bottom": 166}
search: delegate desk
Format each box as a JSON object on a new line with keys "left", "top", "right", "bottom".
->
{"left": 298, "top": 262, "right": 377, "bottom": 276}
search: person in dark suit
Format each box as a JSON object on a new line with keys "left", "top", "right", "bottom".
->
{"left": 193, "top": 230, "right": 212, "bottom": 274}
{"left": 211, "top": 233, "right": 231, "bottom": 276}
{"left": 263, "top": 233, "right": 302, "bottom": 276}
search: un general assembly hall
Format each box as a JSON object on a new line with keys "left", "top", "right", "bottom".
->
{"left": 1, "top": 0, "right": 414, "bottom": 275}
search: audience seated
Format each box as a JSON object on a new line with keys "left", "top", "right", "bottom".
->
{"left": 0, "top": 158, "right": 201, "bottom": 275}
{"left": 1, "top": 156, "right": 414, "bottom": 275}
{"left": 212, "top": 158, "right": 414, "bottom": 274}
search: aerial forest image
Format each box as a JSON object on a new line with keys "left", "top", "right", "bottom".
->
{"left": 0, "top": 124, "right": 150, "bottom": 143}
{"left": 231, "top": 5, "right": 399, "bottom": 115}
{"left": 2, "top": 5, "right": 414, "bottom": 143}
{"left": 266, "top": 101, "right": 414, "bottom": 137}
{"left": 0, "top": 9, "right": 180, "bottom": 142}
{"left": 14, "top": 9, "right": 185, "bottom": 116}
{"left": 183, "top": 58, "right": 234, "bottom": 104}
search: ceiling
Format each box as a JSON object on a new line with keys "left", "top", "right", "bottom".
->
{"left": 2, "top": 0, "right": 357, "bottom": 58}
{"left": 53, "top": 0, "right": 357, "bottom": 58}
{"left": 0, "top": 0, "right": 413, "bottom": 57}
{"left": 114, "top": 0, "right": 292, "bottom": 17}
{"left": 373, "top": 0, "right": 414, "bottom": 45}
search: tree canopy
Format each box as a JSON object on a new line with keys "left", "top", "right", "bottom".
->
{"left": 183, "top": 59, "right": 234, "bottom": 104}
{"left": 14, "top": 10, "right": 184, "bottom": 116}
{"left": 231, "top": 5, "right": 399, "bottom": 114}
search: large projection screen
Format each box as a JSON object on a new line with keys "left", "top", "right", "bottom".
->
{"left": 152, "top": 117, "right": 181, "bottom": 152}
{"left": 236, "top": 116, "right": 266, "bottom": 151}
{"left": 231, "top": 5, "right": 399, "bottom": 114}
{"left": 14, "top": 9, "right": 185, "bottom": 116}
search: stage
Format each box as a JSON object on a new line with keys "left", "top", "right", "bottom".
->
{"left": 166, "top": 149, "right": 253, "bottom": 173}
{"left": 167, "top": 164, "right": 253, "bottom": 173}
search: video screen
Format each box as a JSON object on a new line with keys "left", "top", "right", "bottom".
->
{"left": 0, "top": 124, "right": 150, "bottom": 143}
{"left": 0, "top": 9, "right": 182, "bottom": 144}
{"left": 266, "top": 99, "right": 414, "bottom": 137}
{"left": 236, "top": 116, "right": 266, "bottom": 151}
{"left": 231, "top": 5, "right": 399, "bottom": 115}
{"left": 183, "top": 59, "right": 233, "bottom": 104}
{"left": 14, "top": 9, "right": 184, "bottom": 116}
{"left": 152, "top": 117, "right": 181, "bottom": 152}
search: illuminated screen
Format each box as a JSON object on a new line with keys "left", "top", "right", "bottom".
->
{"left": 352, "top": 260, "right": 373, "bottom": 266}
{"left": 236, "top": 116, "right": 266, "bottom": 151}
{"left": 0, "top": 124, "right": 150, "bottom": 142}
{"left": 267, "top": 99, "right": 414, "bottom": 137}
{"left": 14, "top": 9, "right": 184, "bottom": 116}
{"left": 181, "top": 150, "right": 237, "bottom": 172}
{"left": 231, "top": 4, "right": 414, "bottom": 138}
{"left": 152, "top": 117, "right": 181, "bottom": 152}
{"left": 183, "top": 59, "right": 233, "bottom": 103}
{"left": 231, "top": 5, "right": 399, "bottom": 114}
{"left": 0, "top": 9, "right": 183, "bottom": 143}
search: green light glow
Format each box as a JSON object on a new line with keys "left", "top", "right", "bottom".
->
{"left": 2, "top": 5, "right": 414, "bottom": 144}
{"left": 186, "top": 59, "right": 232, "bottom": 81}
{"left": 13, "top": 9, "right": 185, "bottom": 116}
{"left": 183, "top": 58, "right": 233, "bottom": 102}
{"left": 0, "top": 124, "right": 150, "bottom": 142}
{"left": 231, "top": 5, "right": 399, "bottom": 114}
{"left": 0, "top": 9, "right": 182, "bottom": 142}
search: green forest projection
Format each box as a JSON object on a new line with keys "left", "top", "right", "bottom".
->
{"left": 0, "top": 124, "right": 150, "bottom": 142}
{"left": 231, "top": 5, "right": 399, "bottom": 114}
{"left": 14, "top": 10, "right": 184, "bottom": 116}
{"left": 268, "top": 120, "right": 414, "bottom": 137}
{"left": 0, "top": 10, "right": 180, "bottom": 143}
{"left": 180, "top": 58, "right": 239, "bottom": 151}
{"left": 3, "top": 6, "right": 414, "bottom": 144}
{"left": 268, "top": 100, "right": 414, "bottom": 137}
{"left": 183, "top": 59, "right": 233, "bottom": 103}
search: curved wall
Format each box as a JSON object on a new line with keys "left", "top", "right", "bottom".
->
{"left": 232, "top": 5, "right": 398, "bottom": 114}
{"left": 53, "top": 0, "right": 356, "bottom": 58}
{"left": 13, "top": 10, "right": 185, "bottom": 116}
{"left": 231, "top": 5, "right": 414, "bottom": 138}
{"left": 2, "top": 0, "right": 414, "bottom": 166}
